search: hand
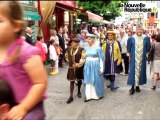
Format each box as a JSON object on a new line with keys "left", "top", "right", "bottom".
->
{"left": 72, "top": 63, "right": 78, "bottom": 68}
{"left": 117, "top": 59, "right": 122, "bottom": 66}
{"left": 7, "top": 105, "right": 27, "bottom": 120}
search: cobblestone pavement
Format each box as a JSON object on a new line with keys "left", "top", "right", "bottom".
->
{"left": 44, "top": 64, "right": 160, "bottom": 120}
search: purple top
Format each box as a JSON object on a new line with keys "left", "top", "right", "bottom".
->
{"left": 0, "top": 38, "right": 45, "bottom": 103}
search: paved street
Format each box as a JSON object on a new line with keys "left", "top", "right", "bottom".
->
{"left": 44, "top": 64, "right": 160, "bottom": 120}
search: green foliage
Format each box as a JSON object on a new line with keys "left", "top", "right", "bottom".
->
{"left": 78, "top": 0, "right": 128, "bottom": 20}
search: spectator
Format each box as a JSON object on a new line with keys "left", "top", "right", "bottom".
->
{"left": 25, "top": 27, "right": 33, "bottom": 45}
{"left": 151, "top": 35, "right": 160, "bottom": 90}
{"left": 0, "top": 80, "right": 16, "bottom": 120}
{"left": 50, "top": 30, "right": 59, "bottom": 45}
{"left": 49, "top": 40, "right": 58, "bottom": 75}
{"left": 119, "top": 29, "right": 129, "bottom": 75}
{"left": 57, "top": 28, "right": 65, "bottom": 68}
{"left": 35, "top": 35, "right": 46, "bottom": 64}
{"left": 79, "top": 30, "right": 88, "bottom": 48}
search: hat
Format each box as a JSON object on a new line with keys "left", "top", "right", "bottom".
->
{"left": 86, "top": 34, "right": 96, "bottom": 39}
{"left": 71, "top": 38, "right": 80, "bottom": 43}
{"left": 106, "top": 30, "right": 116, "bottom": 35}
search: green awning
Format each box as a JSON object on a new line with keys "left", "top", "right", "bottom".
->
{"left": 23, "top": 10, "right": 41, "bottom": 21}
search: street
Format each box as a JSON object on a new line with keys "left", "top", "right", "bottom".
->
{"left": 44, "top": 64, "right": 160, "bottom": 120}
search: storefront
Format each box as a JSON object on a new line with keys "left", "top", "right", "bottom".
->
{"left": 19, "top": 1, "right": 41, "bottom": 43}
{"left": 38, "top": 1, "right": 85, "bottom": 42}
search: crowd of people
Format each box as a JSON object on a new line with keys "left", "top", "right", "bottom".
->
{"left": 1, "top": 1, "right": 160, "bottom": 120}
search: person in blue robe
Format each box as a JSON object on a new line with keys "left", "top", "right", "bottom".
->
{"left": 83, "top": 34, "right": 105, "bottom": 102}
{"left": 102, "top": 30, "right": 122, "bottom": 91}
{"left": 127, "top": 25, "right": 151, "bottom": 95}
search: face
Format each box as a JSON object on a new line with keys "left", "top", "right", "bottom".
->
{"left": 81, "top": 32, "right": 86, "bottom": 38}
{"left": 120, "top": 31, "right": 124, "bottom": 37}
{"left": 0, "top": 9, "right": 20, "bottom": 45}
{"left": 128, "top": 31, "right": 132, "bottom": 36}
{"left": 136, "top": 27, "right": 143, "bottom": 36}
{"left": 59, "top": 29, "right": 63, "bottom": 34}
{"left": 107, "top": 33, "right": 114, "bottom": 40}
{"left": 87, "top": 37, "right": 94, "bottom": 45}
{"left": 71, "top": 41, "right": 78, "bottom": 48}
{"left": 0, "top": 104, "right": 10, "bottom": 120}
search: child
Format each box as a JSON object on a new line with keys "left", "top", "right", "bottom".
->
{"left": 0, "top": 1, "right": 47, "bottom": 120}
{"left": 35, "top": 35, "right": 46, "bottom": 64}
{"left": 49, "top": 40, "right": 59, "bottom": 75}
{"left": 0, "top": 79, "right": 16, "bottom": 120}
{"left": 65, "top": 38, "right": 85, "bottom": 104}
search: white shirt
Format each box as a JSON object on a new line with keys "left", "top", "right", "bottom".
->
{"left": 49, "top": 45, "right": 57, "bottom": 61}
{"left": 42, "top": 43, "right": 48, "bottom": 54}
{"left": 120, "top": 34, "right": 128, "bottom": 53}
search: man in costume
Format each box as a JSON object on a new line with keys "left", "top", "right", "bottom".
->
{"left": 102, "top": 30, "right": 122, "bottom": 91}
{"left": 127, "top": 25, "right": 151, "bottom": 95}
{"left": 65, "top": 38, "right": 85, "bottom": 104}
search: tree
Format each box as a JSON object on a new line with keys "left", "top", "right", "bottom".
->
{"left": 78, "top": 0, "right": 128, "bottom": 20}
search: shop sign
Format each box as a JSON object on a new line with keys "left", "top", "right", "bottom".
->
{"left": 19, "top": 1, "right": 34, "bottom": 7}
{"left": 57, "top": 1, "right": 75, "bottom": 7}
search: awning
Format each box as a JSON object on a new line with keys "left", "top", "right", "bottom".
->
{"left": 23, "top": 10, "right": 41, "bottom": 21}
{"left": 87, "top": 11, "right": 103, "bottom": 23}
{"left": 56, "top": 2, "right": 86, "bottom": 13}
{"left": 103, "top": 20, "right": 111, "bottom": 24}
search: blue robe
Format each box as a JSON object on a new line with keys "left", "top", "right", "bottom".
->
{"left": 83, "top": 45, "right": 104, "bottom": 97}
{"left": 127, "top": 35, "right": 151, "bottom": 85}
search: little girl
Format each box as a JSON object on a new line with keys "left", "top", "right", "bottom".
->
{"left": 0, "top": 1, "right": 47, "bottom": 120}
{"left": 49, "top": 40, "right": 59, "bottom": 75}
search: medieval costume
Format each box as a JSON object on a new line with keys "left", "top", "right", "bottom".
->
{"left": 102, "top": 30, "right": 122, "bottom": 91}
{"left": 65, "top": 38, "right": 85, "bottom": 104}
{"left": 127, "top": 34, "right": 151, "bottom": 94}
{"left": 84, "top": 34, "right": 104, "bottom": 102}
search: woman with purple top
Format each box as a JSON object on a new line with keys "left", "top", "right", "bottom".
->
{"left": 0, "top": 1, "right": 47, "bottom": 120}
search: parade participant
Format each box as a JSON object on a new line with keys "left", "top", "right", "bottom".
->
{"left": 0, "top": 80, "right": 16, "bottom": 120}
{"left": 35, "top": 35, "right": 46, "bottom": 64}
{"left": 65, "top": 38, "right": 85, "bottom": 104}
{"left": 119, "top": 29, "right": 129, "bottom": 75}
{"left": 0, "top": 1, "right": 47, "bottom": 120}
{"left": 151, "top": 35, "right": 160, "bottom": 90}
{"left": 102, "top": 30, "right": 122, "bottom": 91}
{"left": 49, "top": 40, "right": 59, "bottom": 75}
{"left": 127, "top": 25, "right": 151, "bottom": 95}
{"left": 79, "top": 30, "right": 88, "bottom": 48}
{"left": 84, "top": 34, "right": 104, "bottom": 102}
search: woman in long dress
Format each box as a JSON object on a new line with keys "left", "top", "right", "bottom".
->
{"left": 84, "top": 34, "right": 105, "bottom": 102}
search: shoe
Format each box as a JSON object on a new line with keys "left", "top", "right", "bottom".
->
{"left": 110, "top": 86, "right": 119, "bottom": 91}
{"left": 129, "top": 88, "right": 135, "bottom": 95}
{"left": 50, "top": 71, "right": 58, "bottom": 75}
{"left": 77, "top": 92, "right": 82, "bottom": 98}
{"left": 136, "top": 86, "right": 141, "bottom": 93}
{"left": 107, "top": 84, "right": 111, "bottom": 88}
{"left": 151, "top": 86, "right": 156, "bottom": 90}
{"left": 84, "top": 99, "right": 90, "bottom": 102}
{"left": 66, "top": 97, "right": 73, "bottom": 104}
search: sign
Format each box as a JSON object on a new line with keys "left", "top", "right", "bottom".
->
{"left": 57, "top": 1, "right": 75, "bottom": 7}
{"left": 19, "top": 1, "right": 34, "bottom": 7}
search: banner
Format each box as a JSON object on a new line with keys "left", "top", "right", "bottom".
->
{"left": 40, "top": 1, "right": 56, "bottom": 26}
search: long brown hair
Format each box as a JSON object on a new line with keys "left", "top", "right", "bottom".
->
{"left": 0, "top": 1, "right": 25, "bottom": 63}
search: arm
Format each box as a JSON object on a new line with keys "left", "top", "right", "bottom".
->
{"left": 8, "top": 55, "right": 47, "bottom": 119}
{"left": 65, "top": 48, "right": 69, "bottom": 62}
{"left": 127, "top": 37, "right": 132, "bottom": 53}
{"left": 76, "top": 50, "right": 86, "bottom": 68}
{"left": 146, "top": 36, "right": 151, "bottom": 53}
